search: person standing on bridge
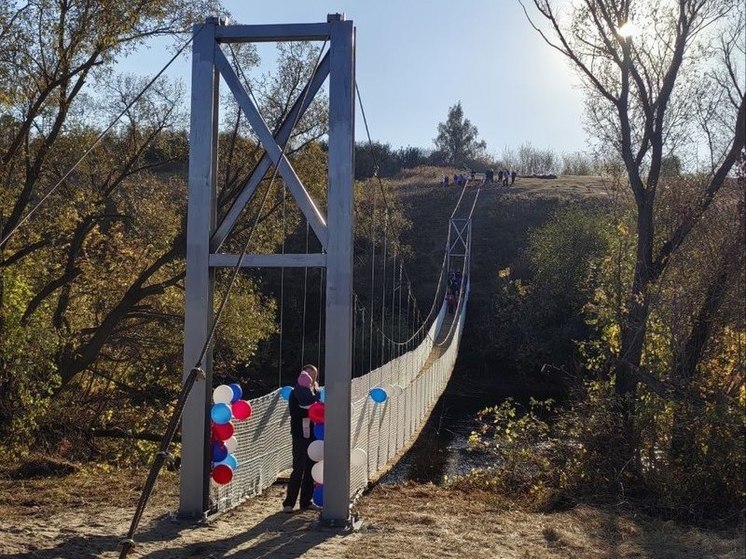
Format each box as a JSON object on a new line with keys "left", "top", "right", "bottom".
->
{"left": 283, "top": 364, "right": 321, "bottom": 512}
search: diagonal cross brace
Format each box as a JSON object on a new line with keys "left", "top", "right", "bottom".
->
{"left": 214, "top": 47, "right": 328, "bottom": 249}
{"left": 211, "top": 52, "right": 331, "bottom": 252}
{"left": 449, "top": 219, "right": 469, "bottom": 253}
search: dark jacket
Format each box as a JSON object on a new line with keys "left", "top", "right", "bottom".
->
{"left": 288, "top": 385, "right": 320, "bottom": 438}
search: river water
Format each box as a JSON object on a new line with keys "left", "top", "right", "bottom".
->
{"left": 380, "top": 377, "right": 497, "bottom": 484}
{"left": 379, "top": 365, "right": 565, "bottom": 485}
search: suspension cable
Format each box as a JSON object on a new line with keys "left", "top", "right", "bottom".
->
{"left": 355, "top": 79, "right": 476, "bottom": 348}
{"left": 317, "top": 266, "right": 324, "bottom": 371}
{"left": 368, "top": 188, "right": 377, "bottom": 372}
{"left": 300, "top": 220, "right": 310, "bottom": 365}
{"left": 380, "top": 210, "right": 388, "bottom": 364}
{"left": 278, "top": 185, "right": 287, "bottom": 387}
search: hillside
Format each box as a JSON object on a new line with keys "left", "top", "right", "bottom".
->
{"left": 394, "top": 168, "right": 612, "bottom": 388}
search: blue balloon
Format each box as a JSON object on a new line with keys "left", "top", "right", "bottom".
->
{"left": 229, "top": 383, "right": 242, "bottom": 403}
{"left": 280, "top": 385, "right": 293, "bottom": 400}
{"left": 211, "top": 403, "right": 232, "bottom": 424}
{"left": 212, "top": 441, "right": 228, "bottom": 462}
{"left": 313, "top": 423, "right": 324, "bottom": 440}
{"left": 319, "top": 387, "right": 326, "bottom": 403}
{"left": 312, "top": 484, "right": 323, "bottom": 507}
{"left": 369, "top": 387, "right": 388, "bottom": 403}
{"left": 216, "top": 453, "right": 238, "bottom": 471}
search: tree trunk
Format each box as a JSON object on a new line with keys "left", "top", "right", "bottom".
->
{"left": 614, "top": 192, "right": 655, "bottom": 472}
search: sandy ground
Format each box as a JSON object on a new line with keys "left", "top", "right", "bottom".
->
{"left": 1, "top": 475, "right": 743, "bottom": 559}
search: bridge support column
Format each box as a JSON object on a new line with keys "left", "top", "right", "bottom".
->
{"left": 180, "top": 17, "right": 220, "bottom": 518}
{"left": 323, "top": 15, "right": 355, "bottom": 526}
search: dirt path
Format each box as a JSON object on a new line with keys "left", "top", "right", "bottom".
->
{"left": 1, "top": 481, "right": 743, "bottom": 559}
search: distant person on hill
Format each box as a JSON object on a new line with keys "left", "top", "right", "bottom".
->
{"left": 443, "top": 174, "right": 449, "bottom": 186}
{"left": 511, "top": 170, "right": 517, "bottom": 185}
{"left": 283, "top": 365, "right": 321, "bottom": 513}
{"left": 497, "top": 170, "right": 503, "bottom": 184}
{"left": 453, "top": 173, "right": 458, "bottom": 186}
{"left": 503, "top": 169, "right": 509, "bottom": 187}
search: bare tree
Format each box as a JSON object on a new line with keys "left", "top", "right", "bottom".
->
{"left": 521, "top": 0, "right": 745, "bottom": 463}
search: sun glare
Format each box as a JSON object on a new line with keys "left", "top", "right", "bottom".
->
{"left": 618, "top": 21, "right": 638, "bottom": 38}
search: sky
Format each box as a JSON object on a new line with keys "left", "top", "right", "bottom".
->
{"left": 117, "top": 1, "right": 590, "bottom": 158}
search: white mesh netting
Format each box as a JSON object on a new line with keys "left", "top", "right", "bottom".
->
{"left": 209, "top": 281, "right": 469, "bottom": 512}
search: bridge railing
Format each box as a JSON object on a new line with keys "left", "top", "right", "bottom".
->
{"left": 209, "top": 281, "right": 469, "bottom": 513}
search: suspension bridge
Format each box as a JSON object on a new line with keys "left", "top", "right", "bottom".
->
{"left": 0, "top": 13, "right": 479, "bottom": 557}
{"left": 169, "top": 13, "right": 479, "bottom": 530}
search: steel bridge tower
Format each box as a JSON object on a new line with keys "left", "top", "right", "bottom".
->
{"left": 181, "top": 14, "right": 355, "bottom": 525}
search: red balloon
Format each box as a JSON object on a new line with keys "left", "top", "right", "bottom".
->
{"left": 232, "top": 400, "right": 252, "bottom": 421}
{"left": 212, "top": 421, "right": 234, "bottom": 441}
{"left": 212, "top": 464, "right": 233, "bottom": 485}
{"left": 309, "top": 402, "right": 325, "bottom": 424}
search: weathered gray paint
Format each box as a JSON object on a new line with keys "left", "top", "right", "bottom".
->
{"left": 182, "top": 16, "right": 355, "bottom": 522}
{"left": 216, "top": 23, "right": 331, "bottom": 43}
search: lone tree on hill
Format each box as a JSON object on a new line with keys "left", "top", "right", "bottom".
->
{"left": 434, "top": 101, "right": 487, "bottom": 167}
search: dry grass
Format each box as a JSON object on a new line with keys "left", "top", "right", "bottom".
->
{"left": 350, "top": 483, "right": 744, "bottom": 559}
{"left": 0, "top": 460, "right": 179, "bottom": 520}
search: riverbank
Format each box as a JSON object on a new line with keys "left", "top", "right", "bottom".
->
{"left": 1, "top": 467, "right": 742, "bottom": 558}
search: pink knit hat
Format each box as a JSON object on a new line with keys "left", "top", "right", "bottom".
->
{"left": 297, "top": 370, "right": 314, "bottom": 388}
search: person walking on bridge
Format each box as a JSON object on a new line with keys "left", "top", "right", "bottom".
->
{"left": 283, "top": 365, "right": 321, "bottom": 512}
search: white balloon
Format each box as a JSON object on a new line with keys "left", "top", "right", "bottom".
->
{"left": 213, "top": 384, "right": 233, "bottom": 405}
{"left": 224, "top": 435, "right": 238, "bottom": 454}
{"left": 311, "top": 460, "right": 324, "bottom": 484}
{"left": 307, "top": 440, "right": 324, "bottom": 462}
{"left": 391, "top": 384, "right": 404, "bottom": 397}
{"left": 350, "top": 448, "right": 367, "bottom": 468}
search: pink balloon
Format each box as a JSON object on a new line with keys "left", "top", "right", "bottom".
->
{"left": 232, "top": 399, "right": 252, "bottom": 421}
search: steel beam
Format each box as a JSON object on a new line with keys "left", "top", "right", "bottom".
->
{"left": 209, "top": 253, "right": 326, "bottom": 268}
{"left": 216, "top": 23, "right": 331, "bottom": 43}
{"left": 180, "top": 18, "right": 219, "bottom": 518}
{"left": 322, "top": 17, "right": 355, "bottom": 525}
{"left": 182, "top": 15, "right": 355, "bottom": 522}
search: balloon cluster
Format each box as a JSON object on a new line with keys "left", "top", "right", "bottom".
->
{"left": 304, "top": 397, "right": 369, "bottom": 507}
{"left": 211, "top": 383, "right": 252, "bottom": 485}
{"left": 307, "top": 401, "right": 325, "bottom": 507}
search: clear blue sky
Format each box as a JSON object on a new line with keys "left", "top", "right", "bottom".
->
{"left": 118, "top": 1, "right": 589, "bottom": 157}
